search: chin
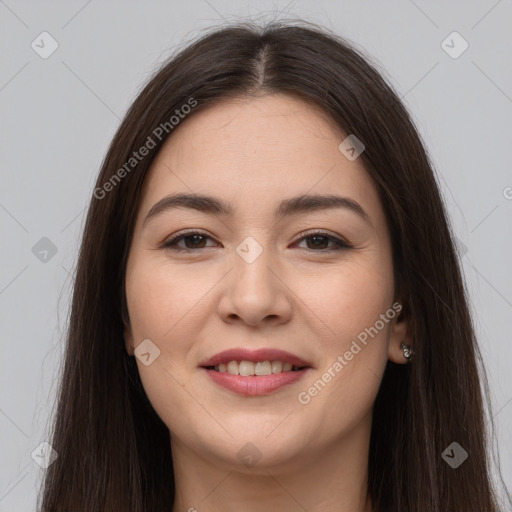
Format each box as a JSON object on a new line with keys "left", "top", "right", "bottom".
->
{"left": 188, "top": 426, "right": 308, "bottom": 471}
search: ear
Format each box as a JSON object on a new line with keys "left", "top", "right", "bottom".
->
{"left": 387, "top": 300, "right": 414, "bottom": 364}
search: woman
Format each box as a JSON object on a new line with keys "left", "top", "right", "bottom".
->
{"left": 38, "top": 21, "right": 510, "bottom": 512}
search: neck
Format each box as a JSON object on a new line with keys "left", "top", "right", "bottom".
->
{"left": 170, "top": 417, "right": 373, "bottom": 512}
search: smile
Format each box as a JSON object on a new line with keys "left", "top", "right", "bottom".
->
{"left": 202, "top": 368, "right": 311, "bottom": 395}
{"left": 199, "top": 347, "right": 313, "bottom": 395}
{"left": 209, "top": 360, "right": 304, "bottom": 375}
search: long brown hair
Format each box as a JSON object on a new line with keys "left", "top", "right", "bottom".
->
{"left": 38, "top": 20, "right": 510, "bottom": 512}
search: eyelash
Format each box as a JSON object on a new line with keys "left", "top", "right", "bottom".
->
{"left": 161, "top": 229, "right": 352, "bottom": 253}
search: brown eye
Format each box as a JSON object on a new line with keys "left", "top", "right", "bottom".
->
{"left": 162, "top": 230, "right": 352, "bottom": 253}
{"left": 162, "top": 232, "right": 217, "bottom": 252}
{"left": 295, "top": 231, "right": 352, "bottom": 251}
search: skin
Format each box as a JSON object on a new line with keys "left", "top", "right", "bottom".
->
{"left": 124, "top": 94, "right": 413, "bottom": 512}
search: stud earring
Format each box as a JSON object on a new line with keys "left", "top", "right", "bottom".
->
{"left": 400, "top": 342, "right": 415, "bottom": 361}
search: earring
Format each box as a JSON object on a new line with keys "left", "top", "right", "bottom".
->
{"left": 400, "top": 342, "right": 415, "bottom": 361}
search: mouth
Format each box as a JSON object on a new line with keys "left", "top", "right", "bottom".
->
{"left": 199, "top": 348, "right": 313, "bottom": 396}
{"left": 203, "top": 360, "right": 308, "bottom": 375}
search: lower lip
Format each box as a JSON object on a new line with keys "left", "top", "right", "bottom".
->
{"left": 202, "top": 368, "right": 311, "bottom": 396}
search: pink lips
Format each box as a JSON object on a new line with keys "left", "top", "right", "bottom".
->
{"left": 199, "top": 348, "right": 312, "bottom": 396}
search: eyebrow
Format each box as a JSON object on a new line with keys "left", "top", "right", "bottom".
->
{"left": 143, "top": 192, "right": 371, "bottom": 227}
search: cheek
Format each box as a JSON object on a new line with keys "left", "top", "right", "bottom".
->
{"left": 293, "top": 262, "right": 393, "bottom": 441}
{"left": 125, "top": 256, "right": 207, "bottom": 429}
{"left": 293, "top": 256, "right": 394, "bottom": 350}
{"left": 125, "top": 255, "right": 211, "bottom": 341}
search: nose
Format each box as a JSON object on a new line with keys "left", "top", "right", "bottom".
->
{"left": 217, "top": 247, "right": 293, "bottom": 328}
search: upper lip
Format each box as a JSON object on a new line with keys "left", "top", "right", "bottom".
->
{"left": 199, "top": 348, "right": 312, "bottom": 368}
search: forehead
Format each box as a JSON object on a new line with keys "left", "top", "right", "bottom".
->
{"left": 139, "top": 94, "right": 383, "bottom": 225}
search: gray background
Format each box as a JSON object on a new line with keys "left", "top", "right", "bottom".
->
{"left": 1, "top": 0, "right": 511, "bottom": 509}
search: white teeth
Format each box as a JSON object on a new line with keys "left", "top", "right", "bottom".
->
{"left": 255, "top": 361, "right": 272, "bottom": 375}
{"left": 271, "top": 360, "right": 283, "bottom": 373}
{"left": 239, "top": 361, "right": 255, "bottom": 376}
{"left": 227, "top": 361, "right": 239, "bottom": 375}
{"left": 213, "top": 360, "right": 302, "bottom": 376}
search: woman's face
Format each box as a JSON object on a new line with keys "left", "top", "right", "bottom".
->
{"left": 124, "top": 94, "right": 410, "bottom": 471}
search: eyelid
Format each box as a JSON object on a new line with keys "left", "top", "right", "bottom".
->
{"left": 161, "top": 228, "right": 353, "bottom": 252}
{"left": 294, "top": 228, "right": 352, "bottom": 248}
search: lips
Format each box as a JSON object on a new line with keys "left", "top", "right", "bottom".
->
{"left": 199, "top": 348, "right": 313, "bottom": 396}
{"left": 199, "top": 348, "right": 312, "bottom": 369}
